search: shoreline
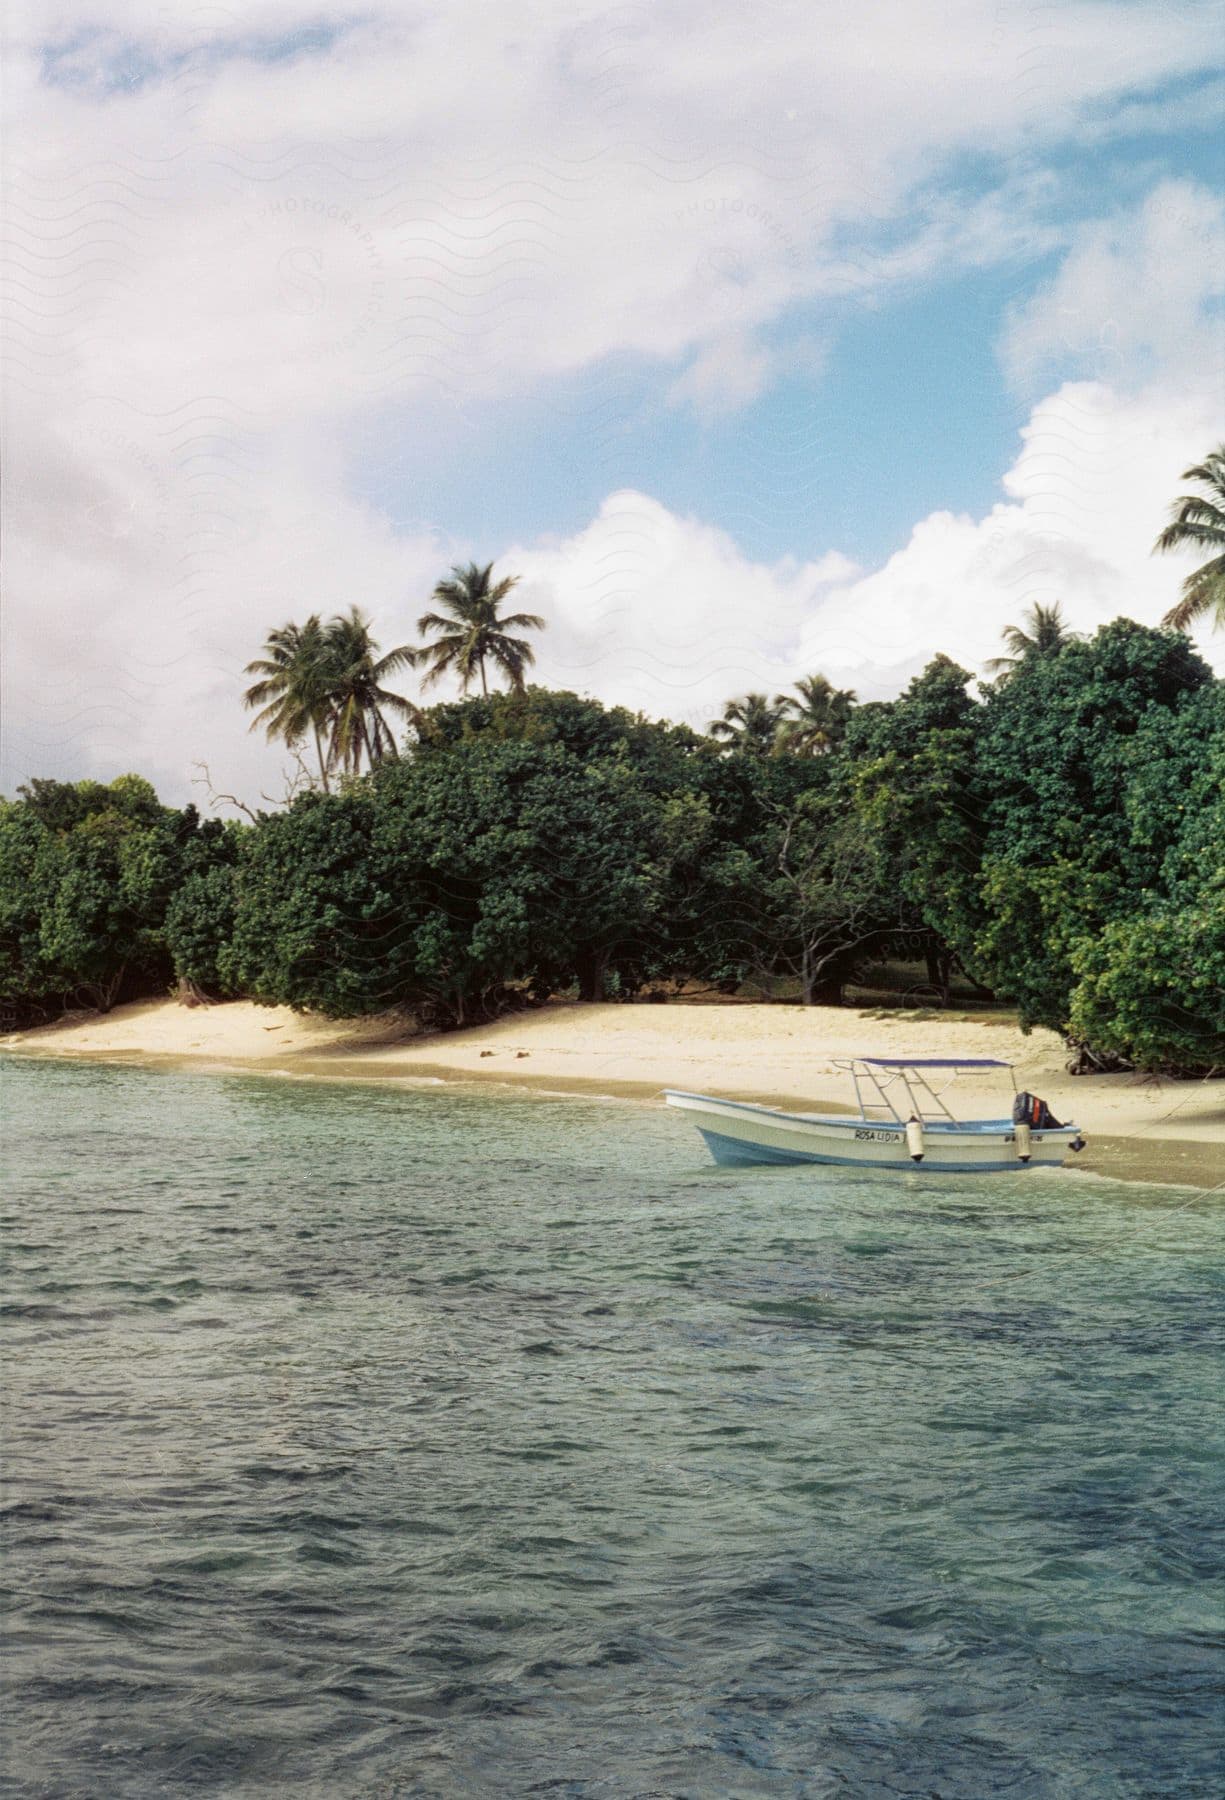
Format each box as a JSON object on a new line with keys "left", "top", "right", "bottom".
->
{"left": 5, "top": 997, "right": 1223, "bottom": 1189}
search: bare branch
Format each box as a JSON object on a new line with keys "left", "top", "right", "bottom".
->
{"left": 191, "top": 762, "right": 262, "bottom": 824}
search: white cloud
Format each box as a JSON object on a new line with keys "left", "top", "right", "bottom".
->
{"left": 668, "top": 335, "right": 778, "bottom": 418}
{"left": 504, "top": 180, "right": 1225, "bottom": 731}
{"left": 1001, "top": 180, "right": 1225, "bottom": 392}
{"left": 510, "top": 165, "right": 1225, "bottom": 711}
{"left": 5, "top": 0, "right": 1219, "bottom": 431}
{"left": 500, "top": 380, "right": 1223, "bottom": 742}
{"left": 509, "top": 491, "right": 859, "bottom": 729}
{"left": 5, "top": 369, "right": 1219, "bottom": 809}
{"left": 3, "top": 4, "right": 1223, "bottom": 800}
{"left": 803, "top": 382, "right": 1225, "bottom": 685}
{"left": 2, "top": 400, "right": 449, "bottom": 801}
{"left": 666, "top": 331, "right": 830, "bottom": 418}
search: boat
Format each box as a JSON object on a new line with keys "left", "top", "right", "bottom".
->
{"left": 664, "top": 1058, "right": 1086, "bottom": 1172}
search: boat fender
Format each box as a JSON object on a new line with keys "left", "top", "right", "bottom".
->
{"left": 1014, "top": 1121, "right": 1032, "bottom": 1162}
{"left": 905, "top": 1117, "right": 924, "bottom": 1162}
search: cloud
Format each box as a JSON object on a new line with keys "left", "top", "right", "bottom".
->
{"left": 5, "top": 371, "right": 1218, "bottom": 810}
{"left": 503, "top": 380, "right": 1223, "bottom": 741}
{"left": 3, "top": 4, "right": 1223, "bottom": 803}
{"left": 1, "top": 403, "right": 449, "bottom": 802}
{"left": 508, "top": 491, "right": 859, "bottom": 729}
{"left": 6, "top": 1, "right": 1220, "bottom": 429}
{"left": 666, "top": 331, "right": 828, "bottom": 419}
{"left": 519, "top": 167, "right": 1225, "bottom": 711}
{"left": 508, "top": 171, "right": 1225, "bottom": 718}
{"left": 805, "top": 382, "right": 1225, "bottom": 683}
{"left": 1001, "top": 180, "right": 1225, "bottom": 392}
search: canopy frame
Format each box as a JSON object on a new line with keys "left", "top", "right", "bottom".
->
{"left": 834, "top": 1057, "right": 1017, "bottom": 1124}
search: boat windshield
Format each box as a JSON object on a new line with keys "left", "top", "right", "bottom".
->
{"left": 834, "top": 1058, "right": 1015, "bottom": 1124}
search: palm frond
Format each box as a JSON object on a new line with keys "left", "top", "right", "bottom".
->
{"left": 1176, "top": 454, "right": 1225, "bottom": 488}
{"left": 1151, "top": 444, "right": 1225, "bottom": 630}
{"left": 1161, "top": 552, "right": 1225, "bottom": 630}
{"left": 371, "top": 644, "right": 421, "bottom": 679}
{"left": 416, "top": 609, "right": 459, "bottom": 635}
{"left": 1154, "top": 515, "right": 1225, "bottom": 554}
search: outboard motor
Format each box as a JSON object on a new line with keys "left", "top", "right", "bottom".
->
{"left": 1012, "top": 1091, "right": 1063, "bottom": 1163}
{"left": 1012, "top": 1091, "right": 1063, "bottom": 1130}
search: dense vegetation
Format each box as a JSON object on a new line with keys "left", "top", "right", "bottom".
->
{"left": 3, "top": 618, "right": 1222, "bottom": 1073}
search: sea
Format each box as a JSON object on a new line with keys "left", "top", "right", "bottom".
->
{"left": 2, "top": 1058, "right": 1222, "bottom": 1797}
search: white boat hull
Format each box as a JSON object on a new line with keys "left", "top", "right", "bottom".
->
{"left": 664, "top": 1090, "right": 1082, "bottom": 1172}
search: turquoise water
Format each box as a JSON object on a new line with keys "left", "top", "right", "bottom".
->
{"left": 2, "top": 1058, "right": 1222, "bottom": 1797}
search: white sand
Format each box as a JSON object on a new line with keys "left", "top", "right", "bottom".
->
{"left": 5, "top": 997, "right": 1222, "bottom": 1185}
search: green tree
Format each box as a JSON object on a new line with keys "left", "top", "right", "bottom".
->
{"left": 415, "top": 562, "right": 544, "bottom": 696}
{"left": 244, "top": 610, "right": 418, "bottom": 784}
{"left": 849, "top": 657, "right": 984, "bottom": 992}
{"left": 976, "top": 857, "right": 1121, "bottom": 1034}
{"left": 709, "top": 693, "right": 787, "bottom": 755}
{"left": 163, "top": 817, "right": 247, "bottom": 998}
{"left": 384, "top": 742, "right": 663, "bottom": 1005}
{"left": 985, "top": 601, "right": 1076, "bottom": 677}
{"left": 225, "top": 789, "right": 407, "bottom": 1017}
{"left": 758, "top": 791, "right": 896, "bottom": 1004}
{"left": 1154, "top": 445, "right": 1225, "bottom": 631}
{"left": 635, "top": 790, "right": 764, "bottom": 994}
{"left": 973, "top": 620, "right": 1213, "bottom": 1033}
{"left": 0, "top": 777, "right": 185, "bottom": 1016}
{"left": 321, "top": 607, "right": 420, "bottom": 777}
{"left": 411, "top": 686, "right": 709, "bottom": 775}
{"left": 243, "top": 616, "right": 334, "bottom": 789}
{"left": 227, "top": 736, "right": 668, "bottom": 1018}
{"left": 0, "top": 800, "right": 49, "bottom": 1022}
{"left": 407, "top": 689, "right": 791, "bottom": 996}
{"left": 1067, "top": 682, "right": 1225, "bottom": 1069}
{"left": 1068, "top": 889, "right": 1225, "bottom": 1072}
{"left": 776, "top": 674, "right": 856, "bottom": 754}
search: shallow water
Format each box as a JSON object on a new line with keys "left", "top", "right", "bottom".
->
{"left": 2, "top": 1058, "right": 1222, "bottom": 1797}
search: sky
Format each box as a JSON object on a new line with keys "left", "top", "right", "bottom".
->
{"left": 3, "top": 0, "right": 1224, "bottom": 805}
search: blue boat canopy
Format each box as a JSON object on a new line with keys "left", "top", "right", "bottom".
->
{"left": 858, "top": 1057, "right": 1011, "bottom": 1069}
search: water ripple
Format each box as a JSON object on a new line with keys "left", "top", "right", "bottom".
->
{"left": 2, "top": 1057, "right": 1222, "bottom": 1797}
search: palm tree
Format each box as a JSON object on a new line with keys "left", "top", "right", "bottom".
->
{"left": 321, "top": 607, "right": 421, "bottom": 778}
{"left": 985, "top": 601, "right": 1075, "bottom": 676}
{"left": 243, "top": 609, "right": 419, "bottom": 785}
{"left": 415, "top": 562, "right": 545, "bottom": 696}
{"left": 776, "top": 674, "right": 857, "bottom": 755}
{"left": 709, "top": 692, "right": 788, "bottom": 754}
{"left": 243, "top": 615, "right": 334, "bottom": 790}
{"left": 1153, "top": 445, "right": 1225, "bottom": 631}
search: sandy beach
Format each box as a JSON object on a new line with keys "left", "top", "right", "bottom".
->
{"left": 5, "top": 996, "right": 1222, "bottom": 1188}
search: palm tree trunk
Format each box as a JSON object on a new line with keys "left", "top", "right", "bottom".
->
{"left": 480, "top": 658, "right": 488, "bottom": 698}
{"left": 313, "top": 722, "right": 331, "bottom": 793}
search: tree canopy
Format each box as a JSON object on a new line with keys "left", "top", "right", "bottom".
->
{"left": 0, "top": 779, "right": 239, "bottom": 1021}
{"left": 5, "top": 623, "right": 1222, "bottom": 1073}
